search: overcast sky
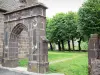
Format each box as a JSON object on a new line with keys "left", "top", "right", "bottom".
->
{"left": 39, "top": 0, "right": 85, "bottom": 18}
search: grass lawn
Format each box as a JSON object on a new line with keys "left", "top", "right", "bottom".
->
{"left": 19, "top": 51, "right": 88, "bottom": 75}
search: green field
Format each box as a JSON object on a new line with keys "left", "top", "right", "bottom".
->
{"left": 19, "top": 51, "right": 88, "bottom": 75}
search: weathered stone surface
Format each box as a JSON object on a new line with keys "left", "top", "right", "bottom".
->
{"left": 0, "top": 12, "right": 5, "bottom": 63}
{"left": 18, "top": 30, "right": 29, "bottom": 59}
{"left": 0, "top": 0, "right": 38, "bottom": 11}
{"left": 1, "top": 3, "right": 48, "bottom": 73}
{"left": 91, "top": 59, "right": 100, "bottom": 75}
{"left": 2, "top": 59, "right": 18, "bottom": 68}
{"left": 88, "top": 34, "right": 100, "bottom": 75}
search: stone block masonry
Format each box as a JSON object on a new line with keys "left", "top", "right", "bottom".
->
{"left": 1, "top": 2, "right": 49, "bottom": 73}
{"left": 88, "top": 34, "right": 100, "bottom": 75}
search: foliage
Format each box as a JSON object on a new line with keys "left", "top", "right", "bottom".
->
{"left": 50, "top": 13, "right": 66, "bottom": 42}
{"left": 46, "top": 12, "right": 81, "bottom": 50}
{"left": 46, "top": 12, "right": 78, "bottom": 42}
{"left": 78, "top": 0, "right": 100, "bottom": 37}
{"left": 81, "top": 41, "right": 88, "bottom": 50}
{"left": 64, "top": 12, "right": 78, "bottom": 40}
{"left": 46, "top": 18, "right": 54, "bottom": 42}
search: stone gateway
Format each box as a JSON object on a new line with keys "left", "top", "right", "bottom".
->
{"left": 0, "top": 0, "right": 49, "bottom": 73}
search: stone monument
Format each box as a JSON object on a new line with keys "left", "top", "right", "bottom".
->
{"left": 2, "top": 0, "right": 49, "bottom": 73}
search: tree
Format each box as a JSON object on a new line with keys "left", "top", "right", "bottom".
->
{"left": 76, "top": 31, "right": 83, "bottom": 50}
{"left": 46, "top": 12, "right": 78, "bottom": 51}
{"left": 46, "top": 18, "right": 54, "bottom": 50}
{"left": 64, "top": 12, "right": 77, "bottom": 50}
{"left": 78, "top": 0, "right": 100, "bottom": 38}
{"left": 76, "top": 14, "right": 83, "bottom": 51}
{"left": 51, "top": 13, "right": 66, "bottom": 51}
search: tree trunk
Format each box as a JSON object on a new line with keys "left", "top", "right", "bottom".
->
{"left": 72, "top": 38, "right": 75, "bottom": 50}
{"left": 67, "top": 40, "right": 71, "bottom": 51}
{"left": 61, "top": 40, "right": 65, "bottom": 51}
{"left": 58, "top": 41, "right": 61, "bottom": 51}
{"left": 78, "top": 38, "right": 82, "bottom": 51}
{"left": 50, "top": 42, "right": 53, "bottom": 50}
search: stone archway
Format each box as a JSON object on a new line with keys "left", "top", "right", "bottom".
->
{"left": 2, "top": 3, "right": 49, "bottom": 73}
{"left": 6, "top": 23, "right": 28, "bottom": 67}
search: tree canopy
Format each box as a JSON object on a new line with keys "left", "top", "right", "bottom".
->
{"left": 78, "top": 0, "right": 100, "bottom": 37}
{"left": 46, "top": 12, "right": 78, "bottom": 50}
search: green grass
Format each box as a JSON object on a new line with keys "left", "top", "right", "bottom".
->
{"left": 19, "top": 58, "right": 28, "bottom": 67}
{"left": 49, "top": 52, "right": 88, "bottom": 75}
{"left": 19, "top": 51, "right": 88, "bottom": 75}
{"left": 48, "top": 51, "right": 86, "bottom": 62}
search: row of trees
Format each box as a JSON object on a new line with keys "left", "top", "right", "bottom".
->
{"left": 46, "top": 12, "right": 82, "bottom": 51}
{"left": 46, "top": 0, "right": 100, "bottom": 51}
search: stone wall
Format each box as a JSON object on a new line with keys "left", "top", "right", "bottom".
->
{"left": 18, "top": 30, "right": 29, "bottom": 59}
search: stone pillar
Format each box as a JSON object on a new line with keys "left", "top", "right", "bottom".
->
{"left": 88, "top": 34, "right": 100, "bottom": 75}
{"left": 2, "top": 29, "right": 19, "bottom": 67}
{"left": 28, "top": 10, "right": 49, "bottom": 73}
